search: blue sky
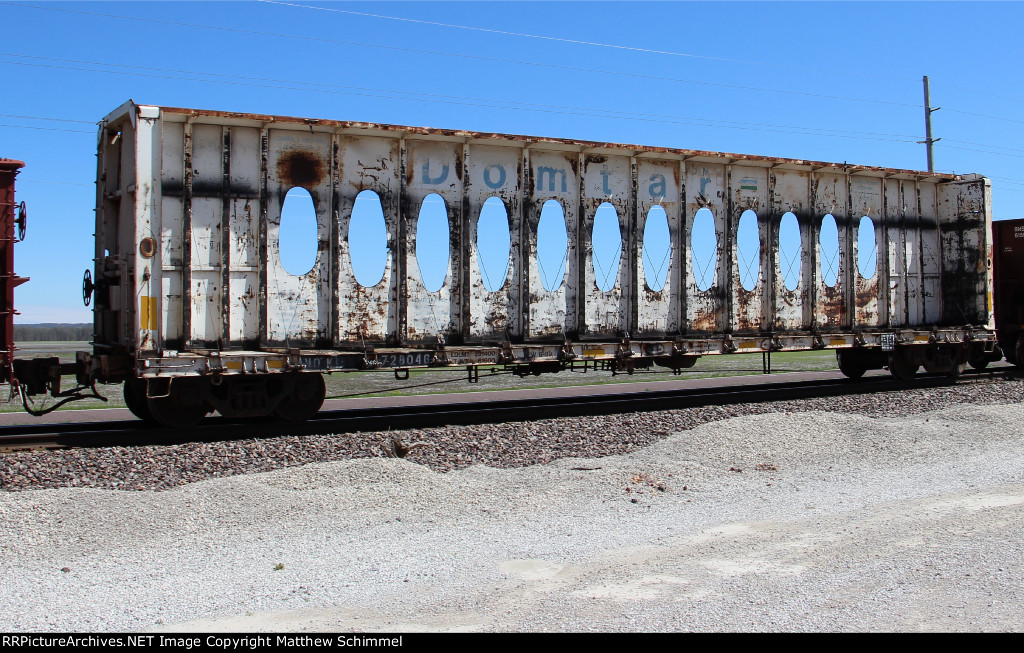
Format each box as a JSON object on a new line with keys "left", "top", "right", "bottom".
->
{"left": 3, "top": 1, "right": 1022, "bottom": 323}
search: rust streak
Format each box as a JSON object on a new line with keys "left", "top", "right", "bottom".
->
{"left": 277, "top": 151, "right": 326, "bottom": 188}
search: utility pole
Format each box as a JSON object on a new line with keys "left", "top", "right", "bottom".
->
{"left": 919, "top": 75, "right": 940, "bottom": 172}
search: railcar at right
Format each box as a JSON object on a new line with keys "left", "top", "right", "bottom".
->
{"left": 992, "top": 218, "right": 1024, "bottom": 365}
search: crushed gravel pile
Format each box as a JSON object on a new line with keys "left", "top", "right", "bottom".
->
{"left": 2, "top": 376, "right": 1022, "bottom": 492}
{"left": 1, "top": 397, "right": 1022, "bottom": 632}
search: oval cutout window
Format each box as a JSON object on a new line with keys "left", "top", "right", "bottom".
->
{"left": 691, "top": 207, "right": 718, "bottom": 291}
{"left": 857, "top": 216, "right": 876, "bottom": 280}
{"left": 736, "top": 210, "right": 760, "bottom": 291}
{"left": 643, "top": 205, "right": 670, "bottom": 291}
{"left": 280, "top": 187, "right": 318, "bottom": 276}
{"left": 537, "top": 199, "right": 568, "bottom": 291}
{"left": 349, "top": 189, "right": 388, "bottom": 287}
{"left": 779, "top": 212, "right": 801, "bottom": 291}
{"left": 477, "top": 196, "right": 511, "bottom": 292}
{"left": 819, "top": 214, "right": 839, "bottom": 288}
{"left": 416, "top": 193, "right": 450, "bottom": 292}
{"left": 592, "top": 202, "right": 622, "bottom": 292}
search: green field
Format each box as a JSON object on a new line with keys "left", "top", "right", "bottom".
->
{"left": 3, "top": 341, "right": 839, "bottom": 413}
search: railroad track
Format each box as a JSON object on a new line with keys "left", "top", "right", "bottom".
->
{"left": 1, "top": 366, "right": 1016, "bottom": 454}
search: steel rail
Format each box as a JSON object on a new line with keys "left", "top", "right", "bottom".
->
{"left": 1, "top": 367, "right": 1015, "bottom": 453}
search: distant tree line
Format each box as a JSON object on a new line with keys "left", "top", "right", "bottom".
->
{"left": 14, "top": 323, "right": 92, "bottom": 341}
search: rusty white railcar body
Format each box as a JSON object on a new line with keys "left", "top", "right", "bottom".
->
{"left": 70, "top": 101, "right": 996, "bottom": 426}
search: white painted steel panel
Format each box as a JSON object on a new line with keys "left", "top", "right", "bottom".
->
{"left": 851, "top": 178, "right": 883, "bottom": 327}
{"left": 266, "top": 130, "right": 332, "bottom": 345}
{"left": 466, "top": 144, "right": 521, "bottom": 341}
{"left": 337, "top": 134, "right": 400, "bottom": 344}
{"left": 404, "top": 139, "right": 462, "bottom": 343}
{"left": 684, "top": 163, "right": 726, "bottom": 333}
{"left": 731, "top": 166, "right": 768, "bottom": 333}
{"left": 581, "top": 153, "right": 631, "bottom": 339}
{"left": 770, "top": 169, "right": 811, "bottom": 332}
{"left": 526, "top": 149, "right": 579, "bottom": 339}
{"left": 635, "top": 159, "right": 681, "bottom": 336}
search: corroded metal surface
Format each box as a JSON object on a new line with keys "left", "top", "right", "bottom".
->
{"left": 93, "top": 102, "right": 992, "bottom": 365}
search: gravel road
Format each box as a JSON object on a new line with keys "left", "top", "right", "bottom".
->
{"left": 1, "top": 377, "right": 1022, "bottom": 632}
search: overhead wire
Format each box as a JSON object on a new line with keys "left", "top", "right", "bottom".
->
{"left": 930, "top": 82, "right": 1024, "bottom": 105}
{"left": 5, "top": 1, "right": 1022, "bottom": 134}
{"left": 0, "top": 112, "right": 93, "bottom": 125}
{"left": 942, "top": 145, "right": 1024, "bottom": 160}
{"left": 943, "top": 108, "right": 1024, "bottom": 126}
{"left": 258, "top": 0, "right": 919, "bottom": 82}
{"left": 16, "top": 179, "right": 93, "bottom": 186}
{"left": 1, "top": 2, "right": 1021, "bottom": 172}
{"left": 941, "top": 139, "right": 1024, "bottom": 156}
{"left": 0, "top": 55, "right": 925, "bottom": 144}
{"left": 0, "top": 122, "right": 92, "bottom": 134}
{"left": 0, "top": 2, "right": 926, "bottom": 111}
{"left": 261, "top": 0, "right": 1022, "bottom": 111}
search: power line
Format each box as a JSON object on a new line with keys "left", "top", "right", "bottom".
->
{"left": 263, "top": 1, "right": 1024, "bottom": 111}
{"left": 4, "top": 2, "right": 1022, "bottom": 131}
{"left": 9, "top": 0, "right": 1024, "bottom": 126}
{"left": 16, "top": 179, "right": 93, "bottom": 186}
{"left": 943, "top": 139, "right": 1024, "bottom": 157}
{"left": 0, "top": 112, "right": 93, "bottom": 124}
{"left": 931, "top": 81, "right": 1024, "bottom": 105}
{"left": 4, "top": 89, "right": 1020, "bottom": 171}
{"left": 0, "top": 122, "right": 92, "bottom": 134}
{"left": 260, "top": 0, "right": 919, "bottom": 82}
{"left": 943, "top": 107, "right": 1024, "bottom": 126}
{"left": 0, "top": 56, "right": 925, "bottom": 144}
{"left": 4, "top": 6, "right": 1022, "bottom": 163}
{"left": 942, "top": 144, "right": 1024, "bottom": 160}
{"left": 984, "top": 175, "right": 1024, "bottom": 185}
{"left": 1, "top": 3, "right": 923, "bottom": 112}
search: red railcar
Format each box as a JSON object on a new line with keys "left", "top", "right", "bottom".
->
{"left": 992, "top": 218, "right": 1024, "bottom": 364}
{"left": 0, "top": 158, "right": 29, "bottom": 387}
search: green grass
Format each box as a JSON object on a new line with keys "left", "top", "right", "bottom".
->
{"left": 318, "top": 348, "right": 838, "bottom": 400}
{"left": 3, "top": 342, "right": 123, "bottom": 414}
{"left": 2, "top": 341, "right": 838, "bottom": 412}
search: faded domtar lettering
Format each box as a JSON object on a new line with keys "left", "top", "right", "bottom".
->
{"left": 421, "top": 159, "right": 449, "bottom": 185}
{"left": 536, "top": 166, "right": 567, "bottom": 193}
{"left": 483, "top": 164, "right": 506, "bottom": 189}
{"left": 649, "top": 174, "right": 666, "bottom": 200}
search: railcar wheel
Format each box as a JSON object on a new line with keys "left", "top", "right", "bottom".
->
{"left": 274, "top": 373, "right": 326, "bottom": 422}
{"left": 923, "top": 345, "right": 968, "bottom": 379}
{"left": 888, "top": 351, "right": 919, "bottom": 380}
{"left": 922, "top": 358, "right": 941, "bottom": 374}
{"left": 946, "top": 360, "right": 968, "bottom": 379}
{"left": 837, "top": 350, "right": 866, "bottom": 379}
{"left": 146, "top": 378, "right": 210, "bottom": 428}
{"left": 123, "top": 379, "right": 156, "bottom": 423}
{"left": 968, "top": 357, "right": 989, "bottom": 370}
{"left": 923, "top": 358, "right": 967, "bottom": 378}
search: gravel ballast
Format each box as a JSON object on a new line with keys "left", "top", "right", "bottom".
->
{"left": 1, "top": 377, "right": 1022, "bottom": 632}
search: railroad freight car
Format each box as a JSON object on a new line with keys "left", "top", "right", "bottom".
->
{"left": 993, "top": 218, "right": 1024, "bottom": 365}
{"left": 8, "top": 101, "right": 1002, "bottom": 426}
{"left": 0, "top": 159, "right": 29, "bottom": 388}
